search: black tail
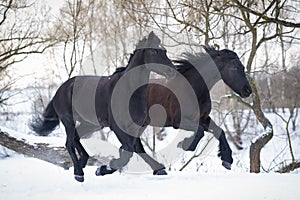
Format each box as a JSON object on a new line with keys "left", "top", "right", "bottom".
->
{"left": 30, "top": 100, "right": 60, "bottom": 136}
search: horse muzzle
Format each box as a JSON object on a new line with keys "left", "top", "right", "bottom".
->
{"left": 240, "top": 84, "right": 252, "bottom": 98}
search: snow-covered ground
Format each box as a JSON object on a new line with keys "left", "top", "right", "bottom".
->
{"left": 1, "top": 116, "right": 300, "bottom": 200}
{"left": 1, "top": 155, "right": 300, "bottom": 200}
{"left": 1, "top": 90, "right": 300, "bottom": 199}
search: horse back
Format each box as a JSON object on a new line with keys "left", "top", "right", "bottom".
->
{"left": 52, "top": 76, "right": 112, "bottom": 126}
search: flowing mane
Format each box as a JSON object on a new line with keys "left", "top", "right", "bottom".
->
{"left": 111, "top": 52, "right": 135, "bottom": 75}
{"left": 174, "top": 46, "right": 218, "bottom": 73}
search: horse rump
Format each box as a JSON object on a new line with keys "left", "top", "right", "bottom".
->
{"left": 30, "top": 100, "right": 60, "bottom": 136}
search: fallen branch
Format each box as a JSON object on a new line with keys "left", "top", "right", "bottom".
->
{"left": 277, "top": 160, "right": 300, "bottom": 173}
{"left": 0, "top": 130, "right": 102, "bottom": 169}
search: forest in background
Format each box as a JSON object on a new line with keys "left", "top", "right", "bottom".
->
{"left": 0, "top": 0, "right": 300, "bottom": 173}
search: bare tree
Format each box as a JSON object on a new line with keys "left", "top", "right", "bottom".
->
{"left": 51, "top": 0, "right": 148, "bottom": 79}
{"left": 0, "top": 0, "right": 58, "bottom": 106}
{"left": 229, "top": 0, "right": 299, "bottom": 173}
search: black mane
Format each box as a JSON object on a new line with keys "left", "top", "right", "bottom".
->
{"left": 111, "top": 53, "right": 135, "bottom": 75}
{"left": 113, "top": 47, "right": 216, "bottom": 75}
{"left": 112, "top": 67, "right": 127, "bottom": 75}
{"left": 174, "top": 51, "right": 211, "bottom": 74}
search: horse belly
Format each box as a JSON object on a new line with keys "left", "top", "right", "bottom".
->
{"left": 72, "top": 76, "right": 108, "bottom": 126}
{"left": 147, "top": 88, "right": 181, "bottom": 128}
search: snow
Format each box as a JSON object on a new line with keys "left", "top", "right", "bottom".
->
{"left": 1, "top": 90, "right": 300, "bottom": 199}
{"left": 251, "top": 124, "right": 273, "bottom": 144}
{"left": 0, "top": 155, "right": 299, "bottom": 200}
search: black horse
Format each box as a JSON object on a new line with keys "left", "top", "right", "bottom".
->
{"left": 145, "top": 46, "right": 252, "bottom": 169}
{"left": 97, "top": 46, "right": 252, "bottom": 175}
{"left": 31, "top": 32, "right": 176, "bottom": 182}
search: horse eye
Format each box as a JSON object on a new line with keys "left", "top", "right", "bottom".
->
{"left": 151, "top": 49, "right": 158, "bottom": 55}
{"left": 231, "top": 66, "right": 238, "bottom": 71}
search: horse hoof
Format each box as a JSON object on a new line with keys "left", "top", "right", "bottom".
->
{"left": 222, "top": 161, "right": 232, "bottom": 170}
{"left": 74, "top": 175, "right": 84, "bottom": 182}
{"left": 153, "top": 169, "right": 168, "bottom": 175}
{"left": 95, "top": 165, "right": 117, "bottom": 176}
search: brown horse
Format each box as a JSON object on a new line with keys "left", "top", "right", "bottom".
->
{"left": 30, "top": 32, "right": 176, "bottom": 182}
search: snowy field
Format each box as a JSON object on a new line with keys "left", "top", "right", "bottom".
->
{"left": 1, "top": 90, "right": 300, "bottom": 199}
{"left": 1, "top": 155, "right": 300, "bottom": 200}
{"left": 1, "top": 120, "right": 300, "bottom": 200}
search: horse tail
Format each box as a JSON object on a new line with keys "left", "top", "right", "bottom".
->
{"left": 30, "top": 100, "right": 60, "bottom": 136}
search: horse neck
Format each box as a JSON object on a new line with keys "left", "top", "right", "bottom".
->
{"left": 120, "top": 52, "right": 151, "bottom": 118}
{"left": 184, "top": 63, "right": 221, "bottom": 90}
{"left": 123, "top": 52, "right": 151, "bottom": 90}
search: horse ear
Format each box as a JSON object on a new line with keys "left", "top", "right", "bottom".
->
{"left": 201, "top": 45, "right": 219, "bottom": 57}
{"left": 201, "top": 45, "right": 209, "bottom": 53}
{"left": 149, "top": 31, "right": 155, "bottom": 38}
{"left": 148, "top": 31, "right": 161, "bottom": 46}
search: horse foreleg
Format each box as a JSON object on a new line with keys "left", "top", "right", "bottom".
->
{"left": 177, "top": 125, "right": 205, "bottom": 151}
{"left": 204, "top": 117, "right": 233, "bottom": 170}
{"left": 176, "top": 119, "right": 205, "bottom": 151}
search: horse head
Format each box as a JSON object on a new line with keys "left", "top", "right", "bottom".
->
{"left": 134, "top": 31, "right": 176, "bottom": 79}
{"left": 203, "top": 46, "right": 252, "bottom": 98}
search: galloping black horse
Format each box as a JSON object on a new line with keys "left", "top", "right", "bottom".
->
{"left": 31, "top": 32, "right": 176, "bottom": 182}
{"left": 97, "top": 46, "right": 252, "bottom": 175}
{"left": 145, "top": 46, "right": 252, "bottom": 169}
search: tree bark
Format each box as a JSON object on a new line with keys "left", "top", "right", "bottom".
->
{"left": 0, "top": 130, "right": 102, "bottom": 169}
{"left": 249, "top": 78, "right": 273, "bottom": 173}
{"left": 277, "top": 161, "right": 300, "bottom": 173}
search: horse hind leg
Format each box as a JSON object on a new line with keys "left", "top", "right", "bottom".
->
{"left": 95, "top": 146, "right": 131, "bottom": 176}
{"left": 74, "top": 132, "right": 89, "bottom": 169}
{"left": 134, "top": 138, "right": 167, "bottom": 175}
{"left": 96, "top": 137, "right": 167, "bottom": 176}
{"left": 74, "top": 122, "right": 101, "bottom": 168}
{"left": 96, "top": 126, "right": 137, "bottom": 176}
{"left": 63, "top": 121, "right": 85, "bottom": 182}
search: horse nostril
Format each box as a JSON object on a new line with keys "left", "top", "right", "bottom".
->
{"left": 247, "top": 86, "right": 252, "bottom": 94}
{"left": 243, "top": 85, "right": 252, "bottom": 95}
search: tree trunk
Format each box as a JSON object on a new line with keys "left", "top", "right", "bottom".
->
{"left": 0, "top": 130, "right": 103, "bottom": 169}
{"left": 249, "top": 78, "right": 273, "bottom": 173}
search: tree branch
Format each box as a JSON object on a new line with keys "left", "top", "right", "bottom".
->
{"left": 277, "top": 160, "right": 300, "bottom": 173}
{"left": 232, "top": 0, "right": 300, "bottom": 28}
{"left": 0, "top": 130, "right": 103, "bottom": 169}
{"left": 0, "top": 0, "right": 13, "bottom": 26}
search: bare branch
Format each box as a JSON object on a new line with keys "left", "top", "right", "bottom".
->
{"left": 232, "top": 0, "right": 300, "bottom": 28}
